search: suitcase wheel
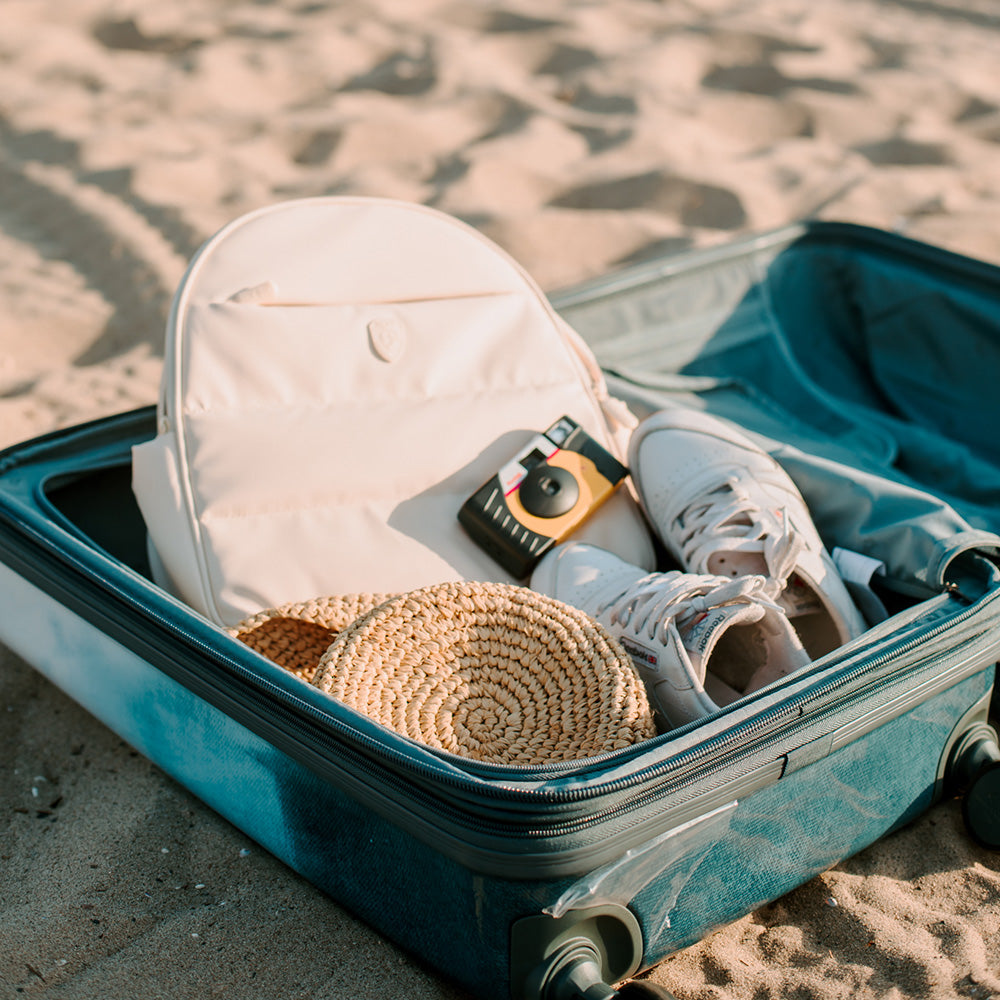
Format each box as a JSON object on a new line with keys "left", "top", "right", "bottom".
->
{"left": 958, "top": 729, "right": 1000, "bottom": 851}
{"left": 949, "top": 719, "right": 1000, "bottom": 850}
{"left": 510, "top": 903, "right": 680, "bottom": 1000}
{"left": 512, "top": 904, "right": 643, "bottom": 1000}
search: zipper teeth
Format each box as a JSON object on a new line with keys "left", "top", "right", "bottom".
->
{"left": 125, "top": 550, "right": 997, "bottom": 821}
{"left": 394, "top": 611, "right": 997, "bottom": 842}
{"left": 8, "top": 472, "right": 560, "bottom": 802}
{"left": 551, "top": 222, "right": 1000, "bottom": 317}
{"left": 37, "top": 520, "right": 521, "bottom": 797}
{"left": 9, "top": 486, "right": 1000, "bottom": 830}
{"left": 590, "top": 598, "right": 989, "bottom": 795}
{"left": 510, "top": 614, "right": 999, "bottom": 840}
{"left": 18, "top": 503, "right": 535, "bottom": 830}
{"left": 495, "top": 592, "right": 986, "bottom": 788}
{"left": 15, "top": 494, "right": 575, "bottom": 805}
{"left": 17, "top": 459, "right": 647, "bottom": 793}
{"left": 498, "top": 592, "right": 997, "bottom": 827}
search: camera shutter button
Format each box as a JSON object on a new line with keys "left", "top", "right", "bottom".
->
{"left": 519, "top": 465, "right": 579, "bottom": 518}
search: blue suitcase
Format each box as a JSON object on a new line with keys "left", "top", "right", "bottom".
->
{"left": 1, "top": 221, "right": 998, "bottom": 999}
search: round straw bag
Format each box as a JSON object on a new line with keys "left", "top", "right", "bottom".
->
{"left": 232, "top": 582, "right": 655, "bottom": 765}
{"left": 230, "top": 593, "right": 393, "bottom": 681}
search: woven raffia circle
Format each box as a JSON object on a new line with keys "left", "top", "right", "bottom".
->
{"left": 311, "top": 581, "right": 655, "bottom": 766}
{"left": 229, "top": 593, "right": 394, "bottom": 682}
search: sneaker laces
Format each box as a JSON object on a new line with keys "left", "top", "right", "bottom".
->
{"left": 669, "top": 473, "right": 804, "bottom": 591}
{"left": 597, "top": 570, "right": 782, "bottom": 647}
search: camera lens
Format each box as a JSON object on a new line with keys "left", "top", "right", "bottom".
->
{"left": 519, "top": 465, "right": 579, "bottom": 518}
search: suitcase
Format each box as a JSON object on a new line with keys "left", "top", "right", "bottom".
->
{"left": 1, "top": 220, "right": 999, "bottom": 1000}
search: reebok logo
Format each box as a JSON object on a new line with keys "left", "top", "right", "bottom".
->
{"left": 687, "top": 609, "right": 729, "bottom": 655}
{"left": 619, "top": 636, "right": 658, "bottom": 669}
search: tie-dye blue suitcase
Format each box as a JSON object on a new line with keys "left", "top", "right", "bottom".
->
{"left": 0, "top": 221, "right": 998, "bottom": 1000}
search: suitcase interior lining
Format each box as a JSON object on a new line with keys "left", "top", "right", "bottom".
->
{"left": 43, "top": 462, "right": 152, "bottom": 580}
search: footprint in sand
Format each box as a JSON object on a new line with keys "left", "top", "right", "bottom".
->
{"left": 550, "top": 170, "right": 746, "bottom": 231}
{"left": 342, "top": 45, "right": 437, "bottom": 97}
{"left": 698, "top": 28, "right": 857, "bottom": 97}
{"left": 854, "top": 137, "right": 952, "bottom": 166}
{"left": 91, "top": 15, "right": 202, "bottom": 55}
{"left": 0, "top": 130, "right": 191, "bottom": 371}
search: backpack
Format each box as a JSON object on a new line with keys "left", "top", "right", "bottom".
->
{"left": 132, "top": 197, "right": 655, "bottom": 627}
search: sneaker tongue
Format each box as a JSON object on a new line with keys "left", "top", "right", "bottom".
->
{"left": 779, "top": 572, "right": 825, "bottom": 619}
{"left": 678, "top": 602, "right": 764, "bottom": 679}
{"left": 706, "top": 550, "right": 768, "bottom": 578}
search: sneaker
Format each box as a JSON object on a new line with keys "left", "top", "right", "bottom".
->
{"left": 530, "top": 542, "right": 810, "bottom": 729}
{"left": 627, "top": 408, "right": 867, "bottom": 659}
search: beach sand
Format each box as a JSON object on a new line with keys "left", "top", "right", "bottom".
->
{"left": 1, "top": 0, "right": 999, "bottom": 997}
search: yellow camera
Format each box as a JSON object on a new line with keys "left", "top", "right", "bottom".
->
{"left": 459, "top": 416, "right": 628, "bottom": 578}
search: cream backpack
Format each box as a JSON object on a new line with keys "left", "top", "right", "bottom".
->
{"left": 132, "top": 197, "right": 655, "bottom": 627}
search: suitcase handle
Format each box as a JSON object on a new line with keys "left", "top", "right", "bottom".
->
{"left": 950, "top": 722, "right": 1000, "bottom": 850}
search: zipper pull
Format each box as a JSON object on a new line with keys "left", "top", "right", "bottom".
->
{"left": 944, "top": 580, "right": 976, "bottom": 606}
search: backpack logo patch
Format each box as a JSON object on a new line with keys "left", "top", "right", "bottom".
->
{"left": 368, "top": 317, "right": 406, "bottom": 363}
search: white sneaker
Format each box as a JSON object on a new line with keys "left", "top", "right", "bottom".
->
{"left": 530, "top": 542, "right": 810, "bottom": 729}
{"left": 628, "top": 408, "right": 867, "bottom": 659}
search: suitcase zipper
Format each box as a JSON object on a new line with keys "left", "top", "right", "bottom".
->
{"left": 414, "top": 595, "right": 1000, "bottom": 872}
{"left": 3, "top": 481, "right": 999, "bottom": 875}
{"left": 191, "top": 585, "right": 1000, "bottom": 844}
{"left": 7, "top": 485, "right": 997, "bottom": 808}
{"left": 557, "top": 604, "right": 997, "bottom": 826}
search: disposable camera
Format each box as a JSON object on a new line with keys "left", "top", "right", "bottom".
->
{"left": 458, "top": 416, "right": 628, "bottom": 578}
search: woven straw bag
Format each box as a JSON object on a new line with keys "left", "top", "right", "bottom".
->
{"left": 231, "top": 582, "right": 655, "bottom": 766}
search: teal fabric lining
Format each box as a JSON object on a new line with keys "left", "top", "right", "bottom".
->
{"left": 568, "top": 225, "right": 1000, "bottom": 597}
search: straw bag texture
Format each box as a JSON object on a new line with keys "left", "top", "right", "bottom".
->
{"left": 231, "top": 582, "right": 655, "bottom": 765}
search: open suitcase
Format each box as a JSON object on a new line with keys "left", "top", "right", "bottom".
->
{"left": 1, "top": 220, "right": 999, "bottom": 1000}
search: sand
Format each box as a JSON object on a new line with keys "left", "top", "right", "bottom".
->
{"left": 2, "top": 0, "right": 999, "bottom": 997}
